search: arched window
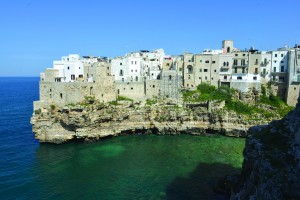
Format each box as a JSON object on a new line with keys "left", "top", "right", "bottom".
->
{"left": 223, "top": 62, "right": 226, "bottom": 66}
{"left": 226, "top": 62, "right": 229, "bottom": 66}
{"left": 187, "top": 65, "right": 193, "bottom": 74}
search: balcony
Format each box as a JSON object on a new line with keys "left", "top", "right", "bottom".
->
{"left": 260, "top": 61, "right": 269, "bottom": 66}
{"left": 232, "top": 64, "right": 248, "bottom": 68}
{"left": 271, "top": 71, "right": 287, "bottom": 75}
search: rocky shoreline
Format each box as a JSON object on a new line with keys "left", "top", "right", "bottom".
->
{"left": 230, "top": 99, "right": 300, "bottom": 199}
{"left": 30, "top": 99, "right": 270, "bottom": 144}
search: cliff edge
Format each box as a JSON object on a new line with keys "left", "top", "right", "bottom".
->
{"left": 231, "top": 98, "right": 300, "bottom": 199}
{"left": 30, "top": 99, "right": 268, "bottom": 144}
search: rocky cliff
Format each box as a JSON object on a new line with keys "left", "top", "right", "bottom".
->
{"left": 30, "top": 99, "right": 269, "bottom": 144}
{"left": 231, "top": 98, "right": 300, "bottom": 199}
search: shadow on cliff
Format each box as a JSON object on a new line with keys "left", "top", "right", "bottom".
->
{"left": 165, "top": 162, "right": 240, "bottom": 200}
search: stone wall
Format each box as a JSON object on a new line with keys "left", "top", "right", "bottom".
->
{"left": 116, "top": 81, "right": 145, "bottom": 100}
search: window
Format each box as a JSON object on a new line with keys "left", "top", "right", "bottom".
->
{"left": 60, "top": 93, "right": 63, "bottom": 99}
{"left": 205, "top": 76, "right": 207, "bottom": 80}
{"left": 253, "top": 76, "right": 257, "bottom": 80}
{"left": 120, "top": 70, "right": 123, "bottom": 76}
{"left": 131, "top": 61, "right": 134, "bottom": 64}
{"left": 131, "top": 87, "right": 133, "bottom": 90}
{"left": 79, "top": 67, "right": 80, "bottom": 69}
{"left": 255, "top": 68, "right": 258, "bottom": 74}
{"left": 281, "top": 61, "right": 284, "bottom": 63}
{"left": 281, "top": 66, "right": 284, "bottom": 72}
{"left": 211, "top": 77, "right": 214, "bottom": 80}
{"left": 153, "top": 85, "right": 155, "bottom": 88}
{"left": 188, "top": 75, "right": 191, "bottom": 79}
{"left": 226, "top": 62, "right": 229, "bottom": 66}
{"left": 255, "top": 59, "right": 258, "bottom": 65}
{"left": 279, "top": 76, "right": 284, "bottom": 82}
{"left": 179, "top": 68, "right": 182, "bottom": 71}
{"left": 275, "top": 54, "right": 277, "bottom": 57}
{"left": 50, "top": 89, "right": 52, "bottom": 92}
{"left": 131, "top": 70, "right": 133, "bottom": 72}
{"left": 120, "top": 62, "right": 122, "bottom": 65}
{"left": 223, "top": 62, "right": 226, "bottom": 66}
{"left": 243, "top": 54, "right": 245, "bottom": 56}
{"left": 79, "top": 75, "right": 83, "bottom": 78}
{"left": 187, "top": 65, "right": 193, "bottom": 74}
{"left": 237, "top": 76, "right": 242, "bottom": 80}
{"left": 242, "top": 68, "right": 245, "bottom": 73}
{"left": 212, "top": 61, "right": 216, "bottom": 64}
{"left": 199, "top": 77, "right": 201, "bottom": 79}
{"left": 71, "top": 74, "right": 75, "bottom": 80}
{"left": 241, "top": 59, "right": 246, "bottom": 66}
{"left": 234, "top": 67, "right": 237, "bottom": 73}
{"left": 263, "top": 68, "right": 266, "bottom": 74}
{"left": 205, "top": 60, "right": 209, "bottom": 63}
{"left": 67, "top": 67, "right": 70, "bottom": 70}
{"left": 235, "top": 54, "right": 238, "bottom": 56}
{"left": 135, "top": 76, "right": 138, "bottom": 81}
{"left": 224, "top": 76, "right": 227, "bottom": 80}
{"left": 199, "top": 69, "right": 202, "bottom": 72}
{"left": 169, "top": 75, "right": 172, "bottom": 80}
{"left": 274, "top": 67, "right": 276, "bottom": 72}
{"left": 200, "top": 60, "right": 202, "bottom": 63}
{"left": 233, "top": 59, "right": 238, "bottom": 66}
{"left": 122, "top": 78, "right": 124, "bottom": 82}
{"left": 204, "top": 69, "right": 208, "bottom": 72}
{"left": 281, "top": 54, "right": 284, "bottom": 57}
{"left": 135, "top": 70, "right": 137, "bottom": 72}
{"left": 135, "top": 61, "right": 137, "bottom": 65}
{"left": 214, "top": 70, "right": 217, "bottom": 72}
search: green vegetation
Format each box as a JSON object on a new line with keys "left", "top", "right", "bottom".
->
{"left": 34, "top": 109, "right": 41, "bottom": 115}
{"left": 108, "top": 100, "right": 119, "bottom": 106}
{"left": 182, "top": 83, "right": 293, "bottom": 118}
{"left": 183, "top": 83, "right": 235, "bottom": 102}
{"left": 146, "top": 98, "right": 157, "bottom": 106}
{"left": 50, "top": 104, "right": 56, "bottom": 110}
{"left": 117, "top": 95, "right": 134, "bottom": 102}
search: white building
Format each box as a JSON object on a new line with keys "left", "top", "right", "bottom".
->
{"left": 270, "top": 47, "right": 289, "bottom": 83}
{"left": 111, "top": 49, "right": 169, "bottom": 82}
{"left": 52, "top": 54, "right": 84, "bottom": 82}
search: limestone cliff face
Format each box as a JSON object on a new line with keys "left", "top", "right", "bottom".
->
{"left": 30, "top": 101, "right": 267, "bottom": 144}
{"left": 231, "top": 100, "right": 300, "bottom": 199}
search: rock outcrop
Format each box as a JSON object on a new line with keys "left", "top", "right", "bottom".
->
{"left": 30, "top": 100, "right": 269, "bottom": 144}
{"left": 231, "top": 98, "right": 300, "bottom": 199}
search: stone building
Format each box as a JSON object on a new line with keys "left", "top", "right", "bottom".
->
{"left": 34, "top": 56, "right": 116, "bottom": 110}
{"left": 286, "top": 45, "right": 300, "bottom": 106}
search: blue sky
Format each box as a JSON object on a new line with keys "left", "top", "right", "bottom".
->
{"left": 0, "top": 0, "right": 299, "bottom": 76}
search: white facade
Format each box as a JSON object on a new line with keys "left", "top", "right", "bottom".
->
{"left": 271, "top": 49, "right": 289, "bottom": 83}
{"left": 111, "top": 49, "right": 169, "bottom": 82}
{"left": 260, "top": 52, "right": 272, "bottom": 83}
{"left": 52, "top": 54, "right": 84, "bottom": 82}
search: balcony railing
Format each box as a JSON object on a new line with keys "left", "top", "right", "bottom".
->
{"left": 260, "top": 61, "right": 269, "bottom": 66}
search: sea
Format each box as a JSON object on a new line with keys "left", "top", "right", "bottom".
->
{"left": 0, "top": 77, "right": 245, "bottom": 200}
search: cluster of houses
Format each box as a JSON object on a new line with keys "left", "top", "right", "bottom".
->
{"left": 35, "top": 40, "right": 300, "bottom": 111}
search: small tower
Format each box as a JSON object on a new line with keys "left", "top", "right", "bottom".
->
{"left": 222, "top": 40, "right": 234, "bottom": 53}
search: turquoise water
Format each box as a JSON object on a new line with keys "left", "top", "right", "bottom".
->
{"left": 35, "top": 135, "right": 244, "bottom": 199}
{"left": 0, "top": 78, "right": 245, "bottom": 199}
